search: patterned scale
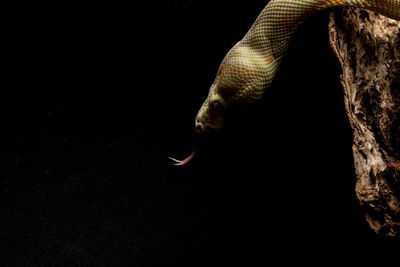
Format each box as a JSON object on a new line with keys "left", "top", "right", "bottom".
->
{"left": 193, "top": 0, "right": 399, "bottom": 135}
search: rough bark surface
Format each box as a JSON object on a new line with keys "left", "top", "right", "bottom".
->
{"left": 329, "top": 8, "right": 400, "bottom": 237}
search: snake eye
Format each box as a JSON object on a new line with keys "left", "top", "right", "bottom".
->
{"left": 211, "top": 100, "right": 224, "bottom": 111}
{"left": 205, "top": 100, "right": 225, "bottom": 123}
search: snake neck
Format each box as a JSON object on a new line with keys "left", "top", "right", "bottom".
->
{"left": 227, "top": 0, "right": 400, "bottom": 101}
{"left": 240, "top": 0, "right": 400, "bottom": 70}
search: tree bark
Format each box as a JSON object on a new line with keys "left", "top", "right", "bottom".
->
{"left": 328, "top": 8, "right": 400, "bottom": 237}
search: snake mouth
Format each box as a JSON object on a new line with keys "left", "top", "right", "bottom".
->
{"left": 195, "top": 120, "right": 223, "bottom": 135}
{"left": 195, "top": 121, "right": 205, "bottom": 134}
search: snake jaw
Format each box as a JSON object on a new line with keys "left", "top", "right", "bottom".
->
{"left": 168, "top": 149, "right": 197, "bottom": 166}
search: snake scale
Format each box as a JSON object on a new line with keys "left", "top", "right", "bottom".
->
{"left": 170, "top": 0, "right": 400, "bottom": 165}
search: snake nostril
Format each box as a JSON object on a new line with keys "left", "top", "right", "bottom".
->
{"left": 195, "top": 123, "right": 203, "bottom": 133}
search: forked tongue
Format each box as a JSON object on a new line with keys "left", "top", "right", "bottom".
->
{"left": 168, "top": 148, "right": 197, "bottom": 166}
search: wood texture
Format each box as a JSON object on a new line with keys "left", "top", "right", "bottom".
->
{"left": 329, "top": 7, "right": 400, "bottom": 237}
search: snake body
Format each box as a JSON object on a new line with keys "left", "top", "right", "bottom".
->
{"left": 194, "top": 0, "right": 400, "bottom": 135}
{"left": 170, "top": 0, "right": 399, "bottom": 165}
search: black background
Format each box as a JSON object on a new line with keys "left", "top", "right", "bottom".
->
{"left": 2, "top": 0, "right": 399, "bottom": 266}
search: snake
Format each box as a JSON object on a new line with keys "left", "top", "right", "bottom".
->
{"left": 169, "top": 0, "right": 400, "bottom": 165}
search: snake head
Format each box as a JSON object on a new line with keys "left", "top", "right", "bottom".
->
{"left": 195, "top": 85, "right": 227, "bottom": 135}
{"left": 195, "top": 43, "right": 274, "bottom": 135}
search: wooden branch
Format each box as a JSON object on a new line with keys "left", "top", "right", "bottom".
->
{"left": 329, "top": 7, "right": 400, "bottom": 237}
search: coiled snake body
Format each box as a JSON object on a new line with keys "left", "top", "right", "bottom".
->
{"left": 170, "top": 0, "right": 400, "bottom": 165}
